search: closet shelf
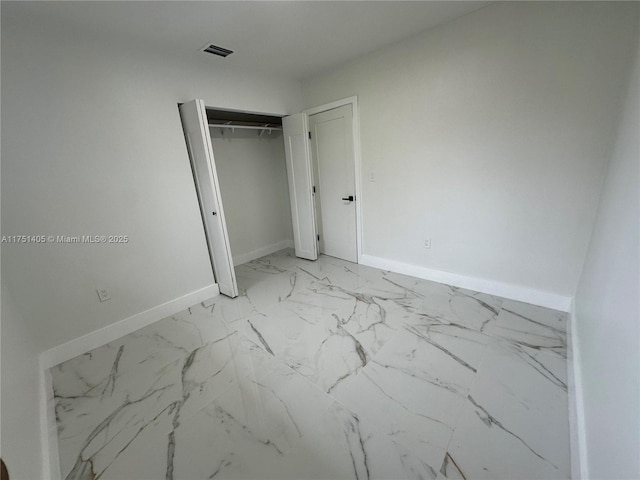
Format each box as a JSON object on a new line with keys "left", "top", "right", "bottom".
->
{"left": 209, "top": 122, "right": 283, "bottom": 136}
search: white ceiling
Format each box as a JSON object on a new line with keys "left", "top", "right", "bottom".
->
{"left": 4, "top": 1, "right": 489, "bottom": 79}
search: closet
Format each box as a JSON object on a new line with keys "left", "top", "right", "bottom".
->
{"left": 179, "top": 98, "right": 360, "bottom": 298}
{"left": 179, "top": 100, "right": 295, "bottom": 297}
{"left": 206, "top": 109, "right": 294, "bottom": 268}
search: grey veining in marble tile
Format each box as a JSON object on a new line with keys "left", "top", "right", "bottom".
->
{"left": 445, "top": 342, "right": 570, "bottom": 479}
{"left": 439, "top": 452, "right": 466, "bottom": 480}
{"left": 60, "top": 361, "right": 181, "bottom": 479}
{"left": 241, "top": 300, "right": 370, "bottom": 393}
{"left": 414, "top": 284, "right": 503, "bottom": 333}
{"left": 488, "top": 299, "right": 567, "bottom": 359}
{"left": 50, "top": 249, "right": 571, "bottom": 480}
{"left": 330, "top": 327, "right": 479, "bottom": 472}
{"left": 403, "top": 321, "right": 494, "bottom": 374}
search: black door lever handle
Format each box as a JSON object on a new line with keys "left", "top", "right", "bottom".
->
{"left": 341, "top": 196, "right": 355, "bottom": 202}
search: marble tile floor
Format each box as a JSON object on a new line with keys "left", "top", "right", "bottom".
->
{"left": 50, "top": 249, "right": 570, "bottom": 480}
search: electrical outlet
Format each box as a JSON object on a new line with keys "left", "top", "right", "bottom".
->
{"left": 424, "top": 238, "right": 431, "bottom": 249}
{"left": 96, "top": 288, "right": 112, "bottom": 302}
{"left": 368, "top": 171, "right": 376, "bottom": 182}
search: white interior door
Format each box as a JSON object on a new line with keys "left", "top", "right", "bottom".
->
{"left": 282, "top": 113, "right": 318, "bottom": 260}
{"left": 179, "top": 99, "right": 238, "bottom": 298}
{"left": 309, "top": 104, "right": 357, "bottom": 263}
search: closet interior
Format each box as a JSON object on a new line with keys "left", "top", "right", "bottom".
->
{"left": 205, "top": 108, "right": 294, "bottom": 267}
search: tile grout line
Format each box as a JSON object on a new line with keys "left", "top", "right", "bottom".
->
{"left": 436, "top": 300, "right": 507, "bottom": 475}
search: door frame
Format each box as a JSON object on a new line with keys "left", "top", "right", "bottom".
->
{"left": 182, "top": 101, "right": 295, "bottom": 285}
{"left": 304, "top": 96, "right": 363, "bottom": 263}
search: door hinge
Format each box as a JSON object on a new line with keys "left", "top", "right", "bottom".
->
{"left": 313, "top": 186, "right": 316, "bottom": 193}
{"left": 317, "top": 235, "right": 320, "bottom": 241}
{"left": 308, "top": 131, "right": 312, "bottom": 139}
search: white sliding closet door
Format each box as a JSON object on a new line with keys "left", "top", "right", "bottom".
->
{"left": 179, "top": 99, "right": 238, "bottom": 298}
{"left": 282, "top": 113, "right": 318, "bottom": 260}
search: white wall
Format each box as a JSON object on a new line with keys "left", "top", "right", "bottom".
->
{"left": 574, "top": 31, "right": 639, "bottom": 480}
{"left": 0, "top": 285, "right": 43, "bottom": 480}
{"left": 303, "top": 2, "right": 639, "bottom": 298}
{"left": 211, "top": 131, "right": 294, "bottom": 264}
{"left": 1, "top": 4, "right": 303, "bottom": 353}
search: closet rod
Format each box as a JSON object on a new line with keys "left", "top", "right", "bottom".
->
{"left": 208, "top": 123, "right": 283, "bottom": 131}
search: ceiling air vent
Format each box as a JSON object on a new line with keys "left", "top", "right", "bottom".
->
{"left": 201, "top": 44, "right": 234, "bottom": 58}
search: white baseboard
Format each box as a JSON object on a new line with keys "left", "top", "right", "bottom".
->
{"left": 39, "top": 367, "right": 60, "bottom": 480}
{"left": 39, "top": 284, "right": 219, "bottom": 370}
{"left": 567, "top": 300, "right": 589, "bottom": 479}
{"left": 233, "top": 239, "right": 294, "bottom": 266}
{"left": 359, "top": 254, "right": 572, "bottom": 311}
